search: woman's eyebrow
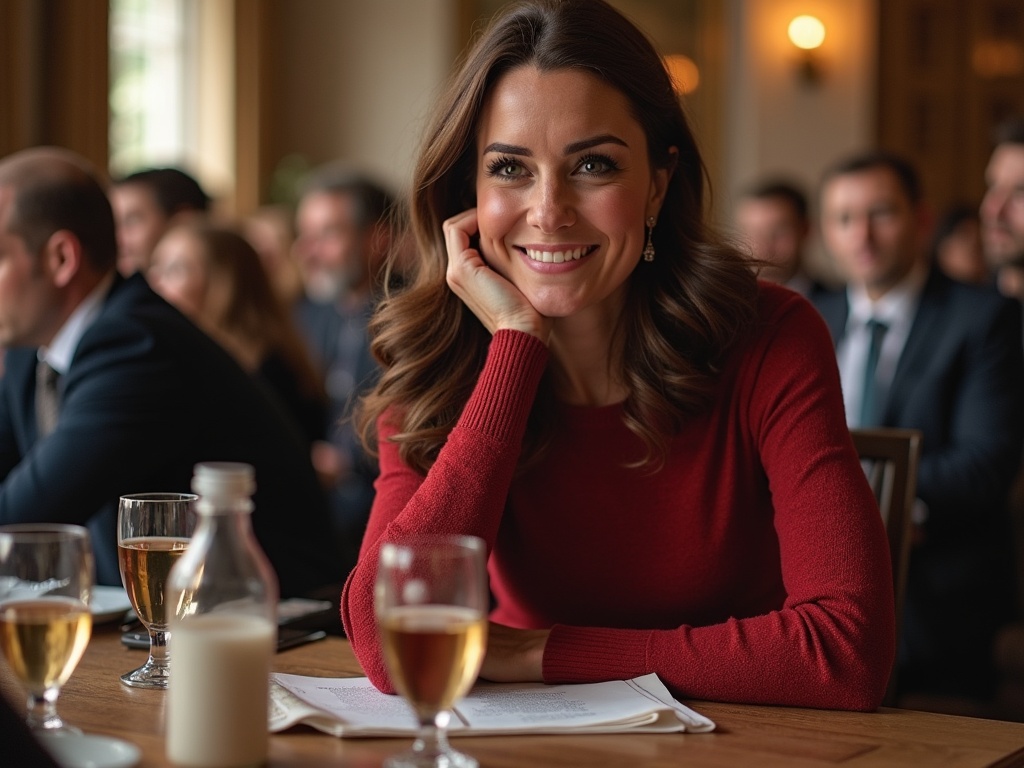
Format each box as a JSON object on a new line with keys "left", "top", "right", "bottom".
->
{"left": 482, "top": 142, "right": 530, "bottom": 156}
{"left": 482, "top": 134, "right": 628, "bottom": 157}
{"left": 564, "top": 134, "right": 628, "bottom": 154}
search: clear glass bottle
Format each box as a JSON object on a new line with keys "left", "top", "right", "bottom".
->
{"left": 165, "top": 462, "right": 279, "bottom": 768}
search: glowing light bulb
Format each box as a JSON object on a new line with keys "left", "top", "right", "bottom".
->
{"left": 788, "top": 15, "right": 826, "bottom": 51}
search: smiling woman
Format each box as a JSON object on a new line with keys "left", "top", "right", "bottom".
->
{"left": 472, "top": 66, "right": 670, "bottom": 331}
{"left": 340, "top": 0, "right": 896, "bottom": 713}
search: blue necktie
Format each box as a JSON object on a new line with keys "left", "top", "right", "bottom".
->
{"left": 858, "top": 318, "right": 889, "bottom": 427}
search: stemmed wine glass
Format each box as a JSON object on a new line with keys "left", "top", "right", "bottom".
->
{"left": 0, "top": 524, "right": 94, "bottom": 732}
{"left": 117, "top": 492, "right": 196, "bottom": 689}
{"left": 375, "top": 534, "right": 488, "bottom": 768}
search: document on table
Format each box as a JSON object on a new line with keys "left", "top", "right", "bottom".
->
{"left": 269, "top": 672, "right": 715, "bottom": 737}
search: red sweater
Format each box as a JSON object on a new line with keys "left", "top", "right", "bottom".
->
{"left": 341, "top": 284, "right": 895, "bottom": 710}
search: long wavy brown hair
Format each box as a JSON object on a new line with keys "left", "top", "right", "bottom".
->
{"left": 358, "top": 0, "right": 758, "bottom": 474}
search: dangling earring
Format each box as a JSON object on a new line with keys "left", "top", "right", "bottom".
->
{"left": 643, "top": 216, "right": 656, "bottom": 262}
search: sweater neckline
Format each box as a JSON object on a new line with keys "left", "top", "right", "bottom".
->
{"left": 555, "top": 398, "right": 625, "bottom": 429}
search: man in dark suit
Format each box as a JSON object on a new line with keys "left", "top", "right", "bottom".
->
{"left": 0, "top": 146, "right": 342, "bottom": 598}
{"left": 812, "top": 151, "right": 1024, "bottom": 702}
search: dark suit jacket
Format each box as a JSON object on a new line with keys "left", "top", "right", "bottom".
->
{"left": 812, "top": 268, "right": 1024, "bottom": 692}
{"left": 812, "top": 268, "right": 1024, "bottom": 537}
{"left": 0, "top": 274, "right": 342, "bottom": 597}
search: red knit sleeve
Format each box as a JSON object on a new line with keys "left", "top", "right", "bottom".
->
{"left": 541, "top": 290, "right": 896, "bottom": 710}
{"left": 340, "top": 330, "right": 548, "bottom": 691}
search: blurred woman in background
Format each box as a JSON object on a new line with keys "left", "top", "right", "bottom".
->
{"left": 149, "top": 220, "right": 327, "bottom": 445}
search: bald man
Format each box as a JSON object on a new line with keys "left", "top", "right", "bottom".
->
{"left": 0, "top": 147, "right": 342, "bottom": 596}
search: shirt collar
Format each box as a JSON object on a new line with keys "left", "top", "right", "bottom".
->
{"left": 38, "top": 273, "right": 116, "bottom": 374}
{"left": 846, "top": 264, "right": 928, "bottom": 329}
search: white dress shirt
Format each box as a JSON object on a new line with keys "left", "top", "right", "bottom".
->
{"left": 37, "top": 273, "right": 116, "bottom": 374}
{"left": 836, "top": 267, "right": 927, "bottom": 427}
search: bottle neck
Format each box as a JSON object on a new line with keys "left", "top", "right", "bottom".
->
{"left": 175, "top": 491, "right": 278, "bottom": 617}
{"left": 196, "top": 496, "right": 253, "bottom": 516}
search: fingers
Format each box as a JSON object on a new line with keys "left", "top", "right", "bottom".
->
{"left": 444, "top": 208, "right": 486, "bottom": 297}
{"left": 443, "top": 208, "right": 480, "bottom": 269}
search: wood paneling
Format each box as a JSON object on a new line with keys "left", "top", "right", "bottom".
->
{"left": 0, "top": 0, "right": 108, "bottom": 172}
{"left": 878, "top": 0, "right": 1024, "bottom": 214}
{"left": 235, "top": 0, "right": 277, "bottom": 215}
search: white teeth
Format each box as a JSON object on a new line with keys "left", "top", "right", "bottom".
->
{"left": 526, "top": 247, "right": 587, "bottom": 263}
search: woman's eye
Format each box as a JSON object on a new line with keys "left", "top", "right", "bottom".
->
{"left": 486, "top": 156, "right": 524, "bottom": 178}
{"left": 576, "top": 154, "right": 618, "bottom": 175}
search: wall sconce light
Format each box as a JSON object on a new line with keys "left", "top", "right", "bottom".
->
{"left": 787, "top": 15, "right": 826, "bottom": 86}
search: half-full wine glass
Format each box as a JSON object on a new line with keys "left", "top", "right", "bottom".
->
{"left": 0, "top": 524, "right": 94, "bottom": 732}
{"left": 375, "top": 534, "right": 488, "bottom": 768}
{"left": 117, "top": 492, "right": 196, "bottom": 688}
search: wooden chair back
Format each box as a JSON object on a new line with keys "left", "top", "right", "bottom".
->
{"left": 850, "top": 427, "right": 922, "bottom": 706}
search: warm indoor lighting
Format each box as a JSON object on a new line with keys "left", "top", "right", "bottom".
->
{"left": 663, "top": 54, "right": 700, "bottom": 95}
{"left": 787, "top": 15, "right": 826, "bottom": 86}
{"left": 788, "top": 15, "right": 826, "bottom": 51}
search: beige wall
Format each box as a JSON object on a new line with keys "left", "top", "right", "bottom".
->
{"left": 275, "top": 0, "right": 459, "bottom": 197}
{"left": 723, "top": 0, "right": 877, "bottom": 215}
{"left": 722, "top": 0, "right": 876, "bottom": 276}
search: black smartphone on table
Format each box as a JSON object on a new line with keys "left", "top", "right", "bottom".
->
{"left": 121, "top": 626, "right": 327, "bottom": 652}
{"left": 121, "top": 597, "right": 333, "bottom": 652}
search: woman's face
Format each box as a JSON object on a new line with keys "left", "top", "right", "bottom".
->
{"left": 474, "top": 65, "right": 671, "bottom": 321}
{"left": 148, "top": 228, "right": 208, "bottom": 320}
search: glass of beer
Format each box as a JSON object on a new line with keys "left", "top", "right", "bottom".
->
{"left": 375, "top": 535, "right": 488, "bottom": 768}
{"left": 117, "top": 492, "right": 196, "bottom": 689}
{"left": 0, "top": 524, "right": 94, "bottom": 732}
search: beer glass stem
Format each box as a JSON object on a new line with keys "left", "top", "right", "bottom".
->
{"left": 150, "top": 628, "right": 169, "bottom": 670}
{"left": 412, "top": 710, "right": 449, "bottom": 757}
{"left": 389, "top": 709, "right": 478, "bottom": 767}
{"left": 26, "top": 688, "right": 64, "bottom": 731}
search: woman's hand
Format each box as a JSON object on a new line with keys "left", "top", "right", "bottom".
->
{"left": 444, "top": 209, "right": 550, "bottom": 342}
{"left": 479, "top": 622, "right": 549, "bottom": 683}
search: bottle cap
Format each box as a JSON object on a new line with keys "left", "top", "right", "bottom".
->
{"left": 192, "top": 462, "right": 256, "bottom": 501}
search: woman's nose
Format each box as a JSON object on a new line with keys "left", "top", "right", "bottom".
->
{"left": 526, "top": 176, "right": 575, "bottom": 233}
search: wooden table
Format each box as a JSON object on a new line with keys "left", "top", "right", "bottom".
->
{"left": 4, "top": 624, "right": 1024, "bottom": 767}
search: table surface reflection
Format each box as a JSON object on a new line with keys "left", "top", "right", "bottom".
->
{"left": 3, "top": 623, "right": 1024, "bottom": 767}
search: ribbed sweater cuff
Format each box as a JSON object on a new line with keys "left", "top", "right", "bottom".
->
{"left": 459, "top": 330, "right": 548, "bottom": 443}
{"left": 543, "top": 625, "right": 651, "bottom": 683}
